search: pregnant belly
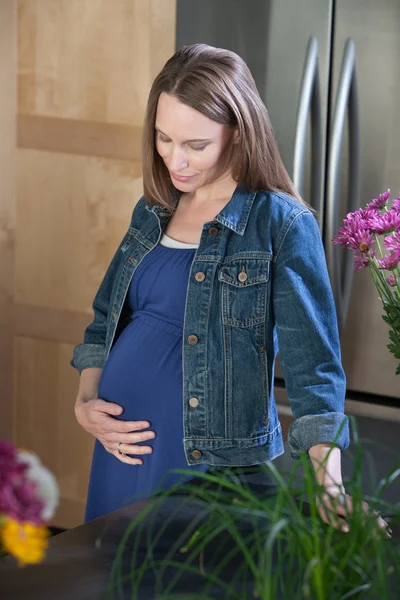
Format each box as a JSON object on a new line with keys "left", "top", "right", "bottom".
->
{"left": 98, "top": 314, "right": 183, "bottom": 424}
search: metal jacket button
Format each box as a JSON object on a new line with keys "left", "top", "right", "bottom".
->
{"left": 195, "top": 272, "right": 206, "bottom": 282}
{"left": 238, "top": 266, "right": 248, "bottom": 283}
{"left": 188, "top": 335, "right": 199, "bottom": 345}
{"left": 208, "top": 226, "right": 219, "bottom": 235}
{"left": 189, "top": 397, "right": 199, "bottom": 408}
{"left": 192, "top": 450, "right": 202, "bottom": 459}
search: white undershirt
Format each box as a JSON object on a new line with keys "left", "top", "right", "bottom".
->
{"left": 159, "top": 232, "right": 199, "bottom": 249}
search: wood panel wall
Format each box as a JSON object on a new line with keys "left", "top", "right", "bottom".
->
{"left": 0, "top": 0, "right": 176, "bottom": 528}
{"left": 0, "top": 2, "right": 16, "bottom": 443}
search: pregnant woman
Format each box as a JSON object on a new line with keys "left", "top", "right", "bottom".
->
{"left": 71, "top": 44, "right": 383, "bottom": 536}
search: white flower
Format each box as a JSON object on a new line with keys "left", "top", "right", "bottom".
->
{"left": 17, "top": 450, "right": 59, "bottom": 522}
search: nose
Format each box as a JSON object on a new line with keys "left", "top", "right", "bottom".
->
{"left": 167, "top": 145, "right": 189, "bottom": 172}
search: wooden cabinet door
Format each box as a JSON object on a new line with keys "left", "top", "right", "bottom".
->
{"left": 0, "top": 0, "right": 176, "bottom": 528}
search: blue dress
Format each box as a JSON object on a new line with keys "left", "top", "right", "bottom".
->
{"left": 84, "top": 234, "right": 209, "bottom": 522}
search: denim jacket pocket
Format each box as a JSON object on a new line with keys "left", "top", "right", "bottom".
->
{"left": 218, "top": 256, "right": 270, "bottom": 327}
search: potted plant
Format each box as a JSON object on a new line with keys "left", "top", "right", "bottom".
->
{"left": 104, "top": 419, "right": 399, "bottom": 599}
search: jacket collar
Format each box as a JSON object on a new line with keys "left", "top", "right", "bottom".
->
{"left": 145, "top": 184, "right": 257, "bottom": 236}
{"left": 214, "top": 185, "right": 257, "bottom": 235}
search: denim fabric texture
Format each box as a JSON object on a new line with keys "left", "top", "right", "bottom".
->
{"left": 71, "top": 186, "right": 350, "bottom": 465}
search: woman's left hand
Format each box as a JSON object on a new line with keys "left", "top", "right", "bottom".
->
{"left": 316, "top": 486, "right": 391, "bottom": 536}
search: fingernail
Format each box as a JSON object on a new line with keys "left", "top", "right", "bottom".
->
{"left": 341, "top": 525, "right": 349, "bottom": 533}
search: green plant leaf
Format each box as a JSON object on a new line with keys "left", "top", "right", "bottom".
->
{"left": 107, "top": 421, "right": 400, "bottom": 599}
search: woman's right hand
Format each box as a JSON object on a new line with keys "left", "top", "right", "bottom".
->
{"left": 75, "top": 398, "right": 156, "bottom": 465}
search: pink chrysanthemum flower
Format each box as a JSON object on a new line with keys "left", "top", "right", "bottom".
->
{"left": 333, "top": 220, "right": 375, "bottom": 253}
{"left": 384, "top": 231, "right": 400, "bottom": 251}
{"left": 345, "top": 208, "right": 378, "bottom": 222}
{"left": 354, "top": 252, "right": 370, "bottom": 270}
{"left": 351, "top": 230, "right": 375, "bottom": 252}
{"left": 386, "top": 274, "right": 397, "bottom": 287}
{"left": 0, "top": 440, "right": 45, "bottom": 525}
{"left": 377, "top": 249, "right": 400, "bottom": 271}
{"left": 365, "top": 190, "right": 391, "bottom": 211}
{"left": 0, "top": 477, "right": 45, "bottom": 525}
{"left": 368, "top": 211, "right": 400, "bottom": 234}
{"left": 391, "top": 197, "right": 400, "bottom": 213}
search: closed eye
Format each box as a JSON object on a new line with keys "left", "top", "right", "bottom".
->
{"left": 189, "top": 144, "right": 207, "bottom": 152}
{"left": 157, "top": 133, "right": 170, "bottom": 143}
{"left": 156, "top": 132, "right": 208, "bottom": 151}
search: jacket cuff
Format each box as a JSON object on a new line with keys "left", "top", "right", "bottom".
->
{"left": 70, "top": 343, "right": 106, "bottom": 375}
{"left": 288, "top": 413, "right": 350, "bottom": 460}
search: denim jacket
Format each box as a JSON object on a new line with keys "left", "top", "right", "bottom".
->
{"left": 71, "top": 186, "right": 350, "bottom": 465}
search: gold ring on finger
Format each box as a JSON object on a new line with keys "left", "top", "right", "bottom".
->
{"left": 117, "top": 442, "right": 124, "bottom": 455}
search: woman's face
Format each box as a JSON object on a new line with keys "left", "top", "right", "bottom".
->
{"left": 155, "top": 92, "right": 235, "bottom": 192}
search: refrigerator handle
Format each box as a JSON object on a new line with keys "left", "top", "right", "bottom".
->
{"left": 325, "top": 39, "right": 360, "bottom": 332}
{"left": 293, "top": 36, "right": 323, "bottom": 229}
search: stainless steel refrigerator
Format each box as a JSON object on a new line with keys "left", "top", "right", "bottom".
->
{"left": 176, "top": 0, "right": 400, "bottom": 415}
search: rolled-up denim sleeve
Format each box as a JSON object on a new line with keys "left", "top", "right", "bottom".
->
{"left": 273, "top": 210, "right": 350, "bottom": 459}
{"left": 71, "top": 343, "right": 106, "bottom": 375}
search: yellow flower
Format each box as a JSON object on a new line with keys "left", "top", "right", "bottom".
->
{"left": 1, "top": 517, "right": 50, "bottom": 566}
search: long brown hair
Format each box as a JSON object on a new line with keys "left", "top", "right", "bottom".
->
{"left": 142, "top": 43, "right": 305, "bottom": 211}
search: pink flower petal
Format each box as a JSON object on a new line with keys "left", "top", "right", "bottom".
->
{"left": 368, "top": 212, "right": 400, "bottom": 234}
{"left": 366, "top": 190, "right": 391, "bottom": 211}
{"left": 377, "top": 249, "right": 400, "bottom": 271}
{"left": 386, "top": 274, "right": 397, "bottom": 287}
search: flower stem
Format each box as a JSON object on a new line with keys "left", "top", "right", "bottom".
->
{"left": 395, "top": 267, "right": 400, "bottom": 296}
{"left": 374, "top": 234, "right": 384, "bottom": 258}
{"left": 368, "top": 259, "right": 392, "bottom": 304}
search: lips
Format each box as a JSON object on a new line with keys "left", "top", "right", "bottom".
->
{"left": 170, "top": 172, "right": 196, "bottom": 183}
